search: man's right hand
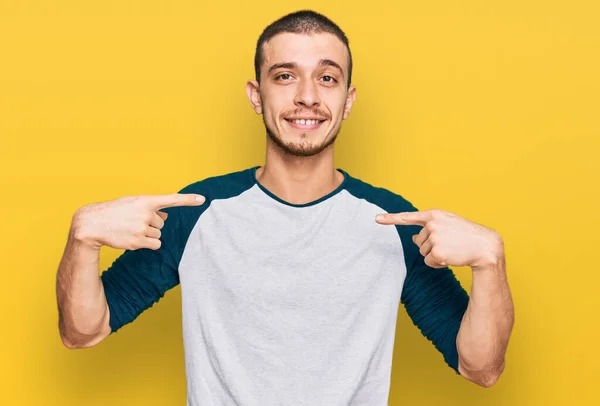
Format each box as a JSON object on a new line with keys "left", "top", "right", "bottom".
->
{"left": 70, "top": 193, "right": 206, "bottom": 251}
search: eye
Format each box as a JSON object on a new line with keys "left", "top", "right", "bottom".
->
{"left": 321, "top": 75, "right": 338, "bottom": 84}
{"left": 275, "top": 73, "right": 293, "bottom": 81}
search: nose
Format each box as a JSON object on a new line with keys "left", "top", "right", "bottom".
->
{"left": 294, "top": 79, "right": 320, "bottom": 108}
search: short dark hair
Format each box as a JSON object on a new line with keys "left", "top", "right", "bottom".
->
{"left": 254, "top": 10, "right": 353, "bottom": 88}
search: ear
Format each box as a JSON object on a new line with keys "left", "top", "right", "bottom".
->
{"left": 246, "top": 80, "right": 262, "bottom": 115}
{"left": 342, "top": 85, "right": 356, "bottom": 120}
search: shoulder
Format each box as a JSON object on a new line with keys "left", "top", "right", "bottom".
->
{"left": 341, "top": 170, "right": 424, "bottom": 258}
{"left": 341, "top": 169, "right": 419, "bottom": 215}
{"left": 156, "top": 166, "right": 257, "bottom": 227}
{"left": 178, "top": 166, "right": 257, "bottom": 202}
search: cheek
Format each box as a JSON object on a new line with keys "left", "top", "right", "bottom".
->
{"left": 326, "top": 93, "right": 348, "bottom": 119}
{"left": 261, "top": 93, "right": 285, "bottom": 119}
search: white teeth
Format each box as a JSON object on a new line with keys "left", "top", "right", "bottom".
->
{"left": 293, "top": 119, "right": 320, "bottom": 125}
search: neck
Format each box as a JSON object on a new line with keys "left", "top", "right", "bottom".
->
{"left": 256, "top": 139, "right": 344, "bottom": 205}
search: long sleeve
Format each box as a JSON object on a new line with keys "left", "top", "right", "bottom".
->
{"left": 399, "top": 230, "right": 470, "bottom": 373}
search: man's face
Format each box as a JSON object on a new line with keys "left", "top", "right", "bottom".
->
{"left": 247, "top": 32, "right": 356, "bottom": 157}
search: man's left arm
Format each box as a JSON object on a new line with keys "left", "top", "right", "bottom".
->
{"left": 376, "top": 209, "right": 515, "bottom": 387}
{"left": 455, "top": 249, "right": 514, "bottom": 387}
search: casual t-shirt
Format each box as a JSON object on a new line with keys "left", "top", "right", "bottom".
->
{"left": 101, "top": 166, "right": 469, "bottom": 406}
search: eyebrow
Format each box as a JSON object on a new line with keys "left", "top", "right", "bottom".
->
{"left": 318, "top": 59, "right": 344, "bottom": 74}
{"left": 267, "top": 59, "right": 345, "bottom": 76}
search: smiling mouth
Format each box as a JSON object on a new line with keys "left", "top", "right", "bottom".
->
{"left": 285, "top": 118, "right": 326, "bottom": 130}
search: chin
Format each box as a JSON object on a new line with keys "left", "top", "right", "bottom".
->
{"left": 269, "top": 131, "right": 338, "bottom": 157}
{"left": 284, "top": 144, "right": 326, "bottom": 157}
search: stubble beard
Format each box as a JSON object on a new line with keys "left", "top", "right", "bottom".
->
{"left": 263, "top": 116, "right": 340, "bottom": 158}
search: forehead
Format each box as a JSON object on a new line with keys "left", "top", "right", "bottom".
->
{"left": 262, "top": 32, "right": 349, "bottom": 71}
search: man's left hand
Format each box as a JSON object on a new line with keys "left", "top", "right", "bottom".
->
{"left": 375, "top": 209, "right": 504, "bottom": 270}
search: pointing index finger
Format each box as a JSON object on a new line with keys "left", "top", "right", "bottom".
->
{"left": 375, "top": 210, "right": 432, "bottom": 226}
{"left": 150, "top": 193, "right": 206, "bottom": 209}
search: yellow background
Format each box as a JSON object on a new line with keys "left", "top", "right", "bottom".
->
{"left": 1, "top": 1, "right": 598, "bottom": 405}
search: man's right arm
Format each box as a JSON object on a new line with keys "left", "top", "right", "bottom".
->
{"left": 56, "top": 221, "right": 111, "bottom": 349}
{"left": 55, "top": 193, "right": 205, "bottom": 349}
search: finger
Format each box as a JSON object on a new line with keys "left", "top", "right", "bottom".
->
{"left": 145, "top": 226, "right": 161, "bottom": 239}
{"left": 375, "top": 210, "right": 432, "bottom": 226}
{"left": 149, "top": 212, "right": 165, "bottom": 229}
{"left": 412, "top": 227, "right": 430, "bottom": 247}
{"left": 156, "top": 211, "right": 168, "bottom": 221}
{"left": 142, "top": 237, "right": 162, "bottom": 251}
{"left": 424, "top": 253, "right": 445, "bottom": 269}
{"left": 419, "top": 237, "right": 434, "bottom": 257}
{"left": 424, "top": 254, "right": 436, "bottom": 268}
{"left": 150, "top": 193, "right": 206, "bottom": 209}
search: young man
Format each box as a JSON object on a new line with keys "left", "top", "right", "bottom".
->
{"left": 56, "top": 10, "right": 514, "bottom": 406}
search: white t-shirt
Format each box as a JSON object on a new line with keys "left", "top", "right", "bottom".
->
{"left": 102, "top": 166, "right": 469, "bottom": 406}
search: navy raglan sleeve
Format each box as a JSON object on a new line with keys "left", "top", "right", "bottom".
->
{"left": 397, "top": 206, "right": 470, "bottom": 374}
{"left": 100, "top": 185, "right": 206, "bottom": 333}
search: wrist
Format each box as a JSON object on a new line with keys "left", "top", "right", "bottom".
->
{"left": 70, "top": 210, "right": 103, "bottom": 251}
{"left": 473, "top": 232, "right": 505, "bottom": 271}
{"left": 472, "top": 256, "right": 505, "bottom": 277}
